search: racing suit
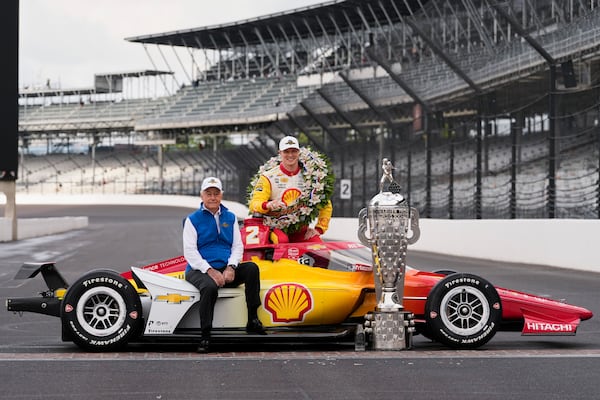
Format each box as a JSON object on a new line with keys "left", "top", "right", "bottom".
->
{"left": 248, "top": 163, "right": 332, "bottom": 242}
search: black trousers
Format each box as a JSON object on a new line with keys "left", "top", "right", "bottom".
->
{"left": 185, "top": 261, "right": 261, "bottom": 335}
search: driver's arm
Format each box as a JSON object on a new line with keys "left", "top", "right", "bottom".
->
{"left": 248, "top": 175, "right": 272, "bottom": 214}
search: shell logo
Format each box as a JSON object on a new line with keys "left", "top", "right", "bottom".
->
{"left": 281, "top": 188, "right": 302, "bottom": 205}
{"left": 264, "top": 283, "right": 313, "bottom": 323}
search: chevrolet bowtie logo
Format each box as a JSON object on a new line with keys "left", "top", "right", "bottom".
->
{"left": 155, "top": 293, "right": 192, "bottom": 304}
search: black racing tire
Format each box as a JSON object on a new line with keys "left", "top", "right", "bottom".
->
{"left": 415, "top": 323, "right": 435, "bottom": 341}
{"left": 60, "top": 269, "right": 143, "bottom": 351}
{"left": 424, "top": 273, "right": 501, "bottom": 349}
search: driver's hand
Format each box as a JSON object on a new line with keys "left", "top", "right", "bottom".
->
{"left": 207, "top": 268, "right": 225, "bottom": 287}
{"left": 266, "top": 200, "right": 286, "bottom": 211}
{"left": 304, "top": 227, "right": 320, "bottom": 239}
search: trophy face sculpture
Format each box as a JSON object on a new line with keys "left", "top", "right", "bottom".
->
{"left": 358, "top": 158, "right": 419, "bottom": 350}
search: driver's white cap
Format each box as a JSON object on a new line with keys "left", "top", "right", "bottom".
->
{"left": 279, "top": 136, "right": 300, "bottom": 151}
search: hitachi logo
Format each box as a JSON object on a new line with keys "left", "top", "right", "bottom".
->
{"left": 526, "top": 322, "right": 574, "bottom": 332}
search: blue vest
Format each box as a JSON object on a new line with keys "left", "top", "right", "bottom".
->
{"left": 185, "top": 204, "right": 237, "bottom": 272}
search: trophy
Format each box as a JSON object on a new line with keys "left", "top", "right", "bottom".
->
{"left": 357, "top": 158, "right": 419, "bottom": 350}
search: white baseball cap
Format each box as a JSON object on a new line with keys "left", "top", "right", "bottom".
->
{"left": 201, "top": 176, "right": 223, "bottom": 192}
{"left": 279, "top": 136, "right": 300, "bottom": 151}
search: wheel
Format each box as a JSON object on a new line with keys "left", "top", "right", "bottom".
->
{"left": 60, "top": 269, "right": 143, "bottom": 351}
{"left": 424, "top": 273, "right": 501, "bottom": 349}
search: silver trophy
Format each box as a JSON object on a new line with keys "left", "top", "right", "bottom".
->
{"left": 357, "top": 158, "right": 419, "bottom": 350}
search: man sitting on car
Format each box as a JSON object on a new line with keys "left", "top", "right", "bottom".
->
{"left": 183, "top": 176, "right": 266, "bottom": 353}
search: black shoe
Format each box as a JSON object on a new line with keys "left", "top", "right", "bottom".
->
{"left": 246, "top": 318, "right": 267, "bottom": 335}
{"left": 197, "top": 337, "right": 210, "bottom": 353}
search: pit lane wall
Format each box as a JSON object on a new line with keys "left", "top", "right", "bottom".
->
{"left": 1, "top": 194, "right": 599, "bottom": 273}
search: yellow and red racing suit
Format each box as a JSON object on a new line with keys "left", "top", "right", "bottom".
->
{"left": 249, "top": 163, "right": 332, "bottom": 237}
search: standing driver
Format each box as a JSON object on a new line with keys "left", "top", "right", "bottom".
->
{"left": 249, "top": 136, "right": 333, "bottom": 242}
{"left": 184, "top": 177, "right": 265, "bottom": 353}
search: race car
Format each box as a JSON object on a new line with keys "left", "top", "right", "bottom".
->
{"left": 6, "top": 218, "right": 593, "bottom": 352}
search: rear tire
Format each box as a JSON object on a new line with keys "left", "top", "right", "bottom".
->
{"left": 60, "top": 269, "right": 142, "bottom": 351}
{"left": 425, "top": 273, "right": 501, "bottom": 349}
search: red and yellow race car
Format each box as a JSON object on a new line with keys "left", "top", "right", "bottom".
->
{"left": 6, "top": 218, "right": 593, "bottom": 351}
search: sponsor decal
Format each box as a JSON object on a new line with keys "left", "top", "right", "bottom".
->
{"left": 264, "top": 283, "right": 313, "bottom": 323}
{"left": 143, "top": 256, "right": 186, "bottom": 272}
{"left": 146, "top": 328, "right": 172, "bottom": 334}
{"left": 354, "top": 263, "right": 373, "bottom": 272}
{"left": 69, "top": 321, "right": 89, "bottom": 342}
{"left": 347, "top": 243, "right": 363, "bottom": 249}
{"left": 281, "top": 188, "right": 301, "bottom": 205}
{"left": 524, "top": 321, "right": 576, "bottom": 333}
{"left": 146, "top": 320, "right": 172, "bottom": 334}
{"left": 307, "top": 244, "right": 327, "bottom": 250}
{"left": 155, "top": 293, "right": 192, "bottom": 304}
{"left": 82, "top": 277, "right": 123, "bottom": 288}
{"left": 89, "top": 325, "right": 131, "bottom": 346}
{"left": 444, "top": 276, "right": 480, "bottom": 289}
{"left": 68, "top": 321, "right": 131, "bottom": 346}
{"left": 287, "top": 247, "right": 300, "bottom": 260}
{"left": 459, "top": 323, "right": 494, "bottom": 344}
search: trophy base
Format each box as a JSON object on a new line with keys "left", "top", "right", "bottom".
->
{"left": 370, "top": 310, "right": 414, "bottom": 350}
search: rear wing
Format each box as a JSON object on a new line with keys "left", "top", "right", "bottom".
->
{"left": 13, "top": 262, "right": 69, "bottom": 291}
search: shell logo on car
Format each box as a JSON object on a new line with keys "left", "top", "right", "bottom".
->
{"left": 264, "top": 283, "right": 313, "bottom": 323}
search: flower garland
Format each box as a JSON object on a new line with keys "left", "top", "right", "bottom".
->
{"left": 247, "top": 147, "right": 335, "bottom": 234}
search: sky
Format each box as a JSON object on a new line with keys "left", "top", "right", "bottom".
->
{"left": 19, "top": 0, "right": 326, "bottom": 91}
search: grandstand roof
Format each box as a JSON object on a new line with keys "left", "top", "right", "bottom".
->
{"left": 94, "top": 70, "right": 173, "bottom": 79}
{"left": 125, "top": 0, "right": 424, "bottom": 49}
{"left": 20, "top": 70, "right": 173, "bottom": 98}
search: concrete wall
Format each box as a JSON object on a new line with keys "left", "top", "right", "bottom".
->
{"left": 0, "top": 216, "right": 89, "bottom": 241}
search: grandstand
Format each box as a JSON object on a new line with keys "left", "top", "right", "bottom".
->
{"left": 16, "top": 0, "right": 600, "bottom": 219}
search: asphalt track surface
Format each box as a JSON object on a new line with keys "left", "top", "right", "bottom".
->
{"left": 1, "top": 204, "right": 599, "bottom": 399}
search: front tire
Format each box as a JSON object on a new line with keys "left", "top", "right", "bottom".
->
{"left": 425, "top": 273, "right": 501, "bottom": 349}
{"left": 61, "top": 269, "right": 142, "bottom": 351}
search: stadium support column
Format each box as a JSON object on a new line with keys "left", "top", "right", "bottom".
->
{"left": 314, "top": 89, "right": 369, "bottom": 205}
{"left": 286, "top": 109, "right": 330, "bottom": 154}
{"left": 476, "top": 103, "right": 483, "bottom": 219}
{"left": 158, "top": 145, "right": 164, "bottom": 194}
{"left": 364, "top": 46, "right": 433, "bottom": 212}
{"left": 492, "top": 4, "right": 557, "bottom": 218}
{"left": 510, "top": 112, "right": 523, "bottom": 219}
{"left": 547, "top": 65, "right": 557, "bottom": 218}
{"left": 449, "top": 133, "right": 455, "bottom": 220}
{"left": 0, "top": 1, "right": 19, "bottom": 240}
{"left": 338, "top": 72, "right": 395, "bottom": 164}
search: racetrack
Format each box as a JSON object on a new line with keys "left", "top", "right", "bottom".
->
{"left": 1, "top": 205, "right": 599, "bottom": 399}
